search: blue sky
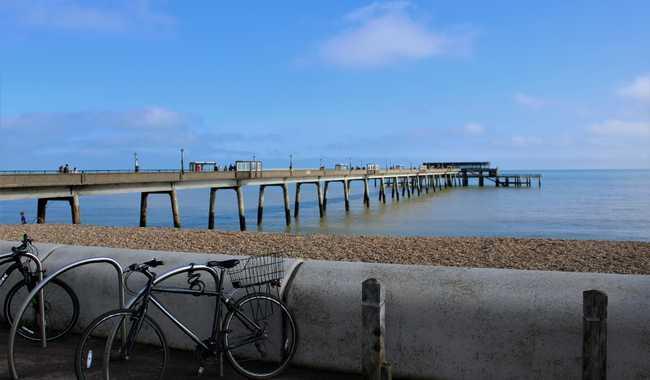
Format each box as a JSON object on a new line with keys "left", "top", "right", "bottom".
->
{"left": 0, "top": 0, "right": 648, "bottom": 170}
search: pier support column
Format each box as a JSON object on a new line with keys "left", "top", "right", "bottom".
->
{"left": 379, "top": 178, "right": 386, "bottom": 204}
{"left": 316, "top": 182, "right": 324, "bottom": 218}
{"left": 36, "top": 196, "right": 81, "bottom": 225}
{"left": 363, "top": 178, "right": 370, "bottom": 208}
{"left": 282, "top": 183, "right": 291, "bottom": 225}
{"left": 236, "top": 186, "right": 246, "bottom": 231}
{"left": 208, "top": 188, "right": 218, "bottom": 229}
{"left": 294, "top": 183, "right": 302, "bottom": 217}
{"left": 37, "top": 199, "right": 47, "bottom": 224}
{"left": 406, "top": 177, "right": 411, "bottom": 198}
{"left": 170, "top": 189, "right": 181, "bottom": 228}
{"left": 343, "top": 180, "right": 350, "bottom": 211}
{"left": 257, "top": 185, "right": 266, "bottom": 225}
{"left": 139, "top": 193, "right": 148, "bottom": 227}
{"left": 323, "top": 181, "right": 329, "bottom": 211}
{"left": 463, "top": 173, "right": 468, "bottom": 186}
{"left": 70, "top": 193, "right": 81, "bottom": 224}
{"left": 479, "top": 173, "right": 484, "bottom": 187}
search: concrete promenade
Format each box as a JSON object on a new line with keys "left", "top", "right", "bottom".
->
{"left": 0, "top": 329, "right": 361, "bottom": 380}
{"left": 0, "top": 168, "right": 461, "bottom": 231}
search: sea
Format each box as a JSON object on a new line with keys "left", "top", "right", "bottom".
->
{"left": 1, "top": 170, "right": 649, "bottom": 242}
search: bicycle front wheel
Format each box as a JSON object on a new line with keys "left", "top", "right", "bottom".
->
{"left": 4, "top": 278, "right": 80, "bottom": 342}
{"left": 75, "top": 309, "right": 168, "bottom": 380}
{"left": 223, "top": 293, "right": 298, "bottom": 379}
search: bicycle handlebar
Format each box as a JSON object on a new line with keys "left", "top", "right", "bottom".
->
{"left": 127, "top": 259, "right": 164, "bottom": 273}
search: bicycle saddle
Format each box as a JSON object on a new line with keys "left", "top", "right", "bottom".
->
{"left": 207, "top": 259, "right": 240, "bottom": 269}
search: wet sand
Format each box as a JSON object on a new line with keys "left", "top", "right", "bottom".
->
{"left": 1, "top": 224, "right": 649, "bottom": 274}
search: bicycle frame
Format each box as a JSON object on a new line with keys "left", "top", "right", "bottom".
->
{"left": 0, "top": 255, "right": 33, "bottom": 289}
{"left": 124, "top": 263, "right": 264, "bottom": 354}
{"left": 0, "top": 250, "right": 47, "bottom": 349}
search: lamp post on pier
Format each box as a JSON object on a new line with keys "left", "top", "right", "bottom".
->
{"left": 180, "top": 148, "right": 185, "bottom": 174}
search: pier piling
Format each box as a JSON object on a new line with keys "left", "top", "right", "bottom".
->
{"left": 170, "top": 189, "right": 181, "bottom": 228}
{"left": 282, "top": 183, "right": 291, "bottom": 225}
{"left": 294, "top": 183, "right": 302, "bottom": 217}
{"left": 344, "top": 180, "right": 350, "bottom": 211}
{"left": 208, "top": 188, "right": 217, "bottom": 229}
{"left": 363, "top": 178, "right": 370, "bottom": 207}
{"left": 236, "top": 186, "right": 246, "bottom": 231}
{"left": 256, "top": 185, "right": 266, "bottom": 225}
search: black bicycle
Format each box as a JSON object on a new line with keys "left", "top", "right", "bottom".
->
{"left": 1, "top": 234, "right": 79, "bottom": 342}
{"left": 75, "top": 254, "right": 298, "bottom": 379}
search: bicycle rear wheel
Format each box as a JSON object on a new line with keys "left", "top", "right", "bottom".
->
{"left": 4, "top": 278, "right": 79, "bottom": 342}
{"left": 75, "top": 309, "right": 167, "bottom": 380}
{"left": 223, "top": 293, "right": 298, "bottom": 379}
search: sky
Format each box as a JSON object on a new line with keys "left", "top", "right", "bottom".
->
{"left": 0, "top": 0, "right": 649, "bottom": 170}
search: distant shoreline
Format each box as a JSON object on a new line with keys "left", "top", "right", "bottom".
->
{"left": 2, "top": 224, "right": 649, "bottom": 275}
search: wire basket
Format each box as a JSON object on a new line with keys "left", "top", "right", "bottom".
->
{"left": 227, "top": 253, "right": 285, "bottom": 290}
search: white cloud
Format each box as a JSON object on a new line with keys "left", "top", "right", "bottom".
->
{"left": 1, "top": 0, "right": 174, "bottom": 32}
{"left": 462, "top": 122, "right": 484, "bottom": 136}
{"left": 618, "top": 74, "right": 650, "bottom": 103}
{"left": 318, "top": 1, "right": 472, "bottom": 68}
{"left": 514, "top": 93, "right": 546, "bottom": 109}
{"left": 590, "top": 120, "right": 650, "bottom": 138}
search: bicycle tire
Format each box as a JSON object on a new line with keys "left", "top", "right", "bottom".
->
{"left": 223, "top": 293, "right": 298, "bottom": 379}
{"left": 75, "top": 309, "right": 168, "bottom": 380}
{"left": 4, "top": 278, "right": 80, "bottom": 342}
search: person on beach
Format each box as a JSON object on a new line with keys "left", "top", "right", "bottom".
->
{"left": 20, "top": 211, "right": 27, "bottom": 224}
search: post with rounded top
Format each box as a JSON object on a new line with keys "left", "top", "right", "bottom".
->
{"left": 362, "top": 278, "right": 386, "bottom": 380}
{"left": 583, "top": 290, "right": 607, "bottom": 380}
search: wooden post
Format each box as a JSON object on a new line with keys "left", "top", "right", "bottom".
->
{"left": 37, "top": 198, "right": 48, "bottom": 224}
{"left": 479, "top": 173, "right": 484, "bottom": 187}
{"left": 583, "top": 290, "right": 607, "bottom": 380}
{"left": 316, "top": 182, "right": 324, "bottom": 217}
{"left": 343, "top": 180, "right": 350, "bottom": 211}
{"left": 294, "top": 183, "right": 302, "bottom": 217}
{"left": 323, "top": 181, "right": 329, "bottom": 211}
{"left": 208, "top": 188, "right": 217, "bottom": 229}
{"left": 363, "top": 178, "right": 370, "bottom": 207}
{"left": 236, "top": 186, "right": 246, "bottom": 231}
{"left": 256, "top": 185, "right": 265, "bottom": 225}
{"left": 405, "top": 177, "right": 411, "bottom": 198}
{"left": 139, "top": 193, "right": 148, "bottom": 227}
{"left": 169, "top": 189, "right": 181, "bottom": 228}
{"left": 362, "top": 278, "right": 385, "bottom": 380}
{"left": 282, "top": 183, "right": 291, "bottom": 225}
{"left": 379, "top": 178, "right": 386, "bottom": 203}
{"left": 69, "top": 193, "right": 81, "bottom": 224}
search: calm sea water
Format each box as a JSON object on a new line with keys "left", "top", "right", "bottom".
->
{"left": 1, "top": 170, "right": 649, "bottom": 241}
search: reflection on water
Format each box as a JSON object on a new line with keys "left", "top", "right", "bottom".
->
{"left": 1, "top": 170, "right": 649, "bottom": 241}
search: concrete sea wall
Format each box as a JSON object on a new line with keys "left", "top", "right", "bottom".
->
{"left": 1, "top": 240, "right": 649, "bottom": 379}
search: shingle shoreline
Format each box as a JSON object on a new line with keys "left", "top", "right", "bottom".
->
{"left": 1, "top": 224, "right": 649, "bottom": 275}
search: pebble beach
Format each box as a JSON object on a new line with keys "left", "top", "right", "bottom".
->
{"left": 1, "top": 224, "right": 649, "bottom": 275}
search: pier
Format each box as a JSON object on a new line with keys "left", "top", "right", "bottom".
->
{"left": 0, "top": 162, "right": 541, "bottom": 231}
